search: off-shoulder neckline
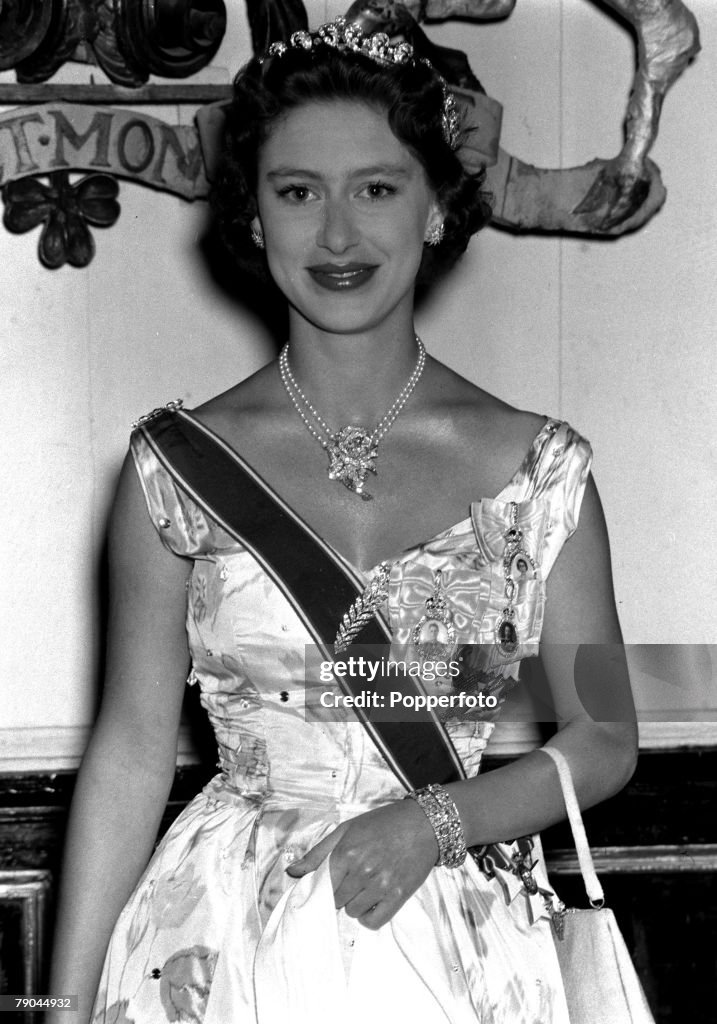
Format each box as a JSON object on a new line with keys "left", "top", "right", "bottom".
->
{"left": 174, "top": 409, "right": 561, "bottom": 577}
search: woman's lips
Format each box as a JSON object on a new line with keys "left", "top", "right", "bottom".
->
{"left": 307, "top": 263, "right": 378, "bottom": 291}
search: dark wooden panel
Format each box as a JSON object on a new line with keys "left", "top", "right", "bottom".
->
{"left": 0, "top": 871, "right": 52, "bottom": 1024}
{"left": 540, "top": 749, "right": 717, "bottom": 849}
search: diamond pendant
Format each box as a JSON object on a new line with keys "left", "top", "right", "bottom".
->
{"left": 326, "top": 425, "right": 377, "bottom": 500}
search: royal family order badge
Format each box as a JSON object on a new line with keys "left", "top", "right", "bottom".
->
{"left": 411, "top": 570, "right": 457, "bottom": 665}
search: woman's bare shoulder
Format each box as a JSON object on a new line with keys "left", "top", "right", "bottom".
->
{"left": 427, "top": 357, "right": 549, "bottom": 454}
{"left": 187, "top": 359, "right": 302, "bottom": 469}
{"left": 192, "top": 360, "right": 279, "bottom": 419}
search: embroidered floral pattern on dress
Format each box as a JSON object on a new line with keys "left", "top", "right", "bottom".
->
{"left": 91, "top": 999, "right": 134, "bottom": 1024}
{"left": 158, "top": 947, "right": 218, "bottom": 1023}
{"left": 150, "top": 863, "right": 209, "bottom": 929}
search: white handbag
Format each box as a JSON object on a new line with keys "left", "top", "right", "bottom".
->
{"left": 541, "top": 746, "right": 655, "bottom": 1024}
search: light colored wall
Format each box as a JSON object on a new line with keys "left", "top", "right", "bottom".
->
{"left": 1, "top": 0, "right": 714, "bottom": 770}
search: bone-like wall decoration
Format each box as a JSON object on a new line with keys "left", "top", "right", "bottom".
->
{"left": 346, "top": 0, "right": 701, "bottom": 235}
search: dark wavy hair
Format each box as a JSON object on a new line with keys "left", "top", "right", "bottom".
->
{"left": 211, "top": 41, "right": 493, "bottom": 287}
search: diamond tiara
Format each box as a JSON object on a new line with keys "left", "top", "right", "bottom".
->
{"left": 260, "top": 17, "right": 461, "bottom": 150}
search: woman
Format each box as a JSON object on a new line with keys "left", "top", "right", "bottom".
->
{"left": 49, "top": 19, "right": 637, "bottom": 1024}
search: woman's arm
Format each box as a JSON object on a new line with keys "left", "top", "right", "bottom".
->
{"left": 289, "top": 474, "right": 637, "bottom": 927}
{"left": 47, "top": 454, "right": 192, "bottom": 1024}
{"left": 449, "top": 472, "right": 637, "bottom": 842}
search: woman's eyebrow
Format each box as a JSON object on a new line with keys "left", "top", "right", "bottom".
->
{"left": 266, "top": 168, "right": 323, "bottom": 180}
{"left": 349, "top": 164, "right": 411, "bottom": 178}
{"left": 266, "top": 163, "right": 412, "bottom": 180}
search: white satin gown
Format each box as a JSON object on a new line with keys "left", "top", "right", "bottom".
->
{"left": 90, "top": 415, "right": 591, "bottom": 1024}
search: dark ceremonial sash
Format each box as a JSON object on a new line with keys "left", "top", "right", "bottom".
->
{"left": 141, "top": 408, "right": 465, "bottom": 790}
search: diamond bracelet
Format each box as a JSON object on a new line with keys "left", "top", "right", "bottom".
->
{"left": 407, "top": 783, "right": 467, "bottom": 868}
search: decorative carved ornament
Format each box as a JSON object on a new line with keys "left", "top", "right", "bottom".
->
{"left": 0, "top": 0, "right": 228, "bottom": 85}
{"left": 4, "top": 171, "right": 119, "bottom": 269}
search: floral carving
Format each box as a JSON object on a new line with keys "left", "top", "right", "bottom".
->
{"left": 7, "top": 0, "right": 227, "bottom": 85}
{"left": 1, "top": 170, "right": 120, "bottom": 268}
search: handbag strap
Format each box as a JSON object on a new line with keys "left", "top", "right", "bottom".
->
{"left": 541, "top": 746, "right": 605, "bottom": 907}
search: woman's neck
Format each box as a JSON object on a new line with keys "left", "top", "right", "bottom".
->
{"left": 284, "top": 321, "right": 424, "bottom": 428}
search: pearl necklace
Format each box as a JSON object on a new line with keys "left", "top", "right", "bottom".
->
{"left": 278, "top": 337, "right": 426, "bottom": 500}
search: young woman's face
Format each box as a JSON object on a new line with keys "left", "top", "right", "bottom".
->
{"left": 253, "top": 99, "right": 442, "bottom": 336}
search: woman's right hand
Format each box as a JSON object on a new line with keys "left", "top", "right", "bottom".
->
{"left": 286, "top": 797, "right": 439, "bottom": 929}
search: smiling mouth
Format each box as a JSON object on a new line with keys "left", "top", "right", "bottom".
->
{"left": 307, "top": 263, "right": 378, "bottom": 291}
